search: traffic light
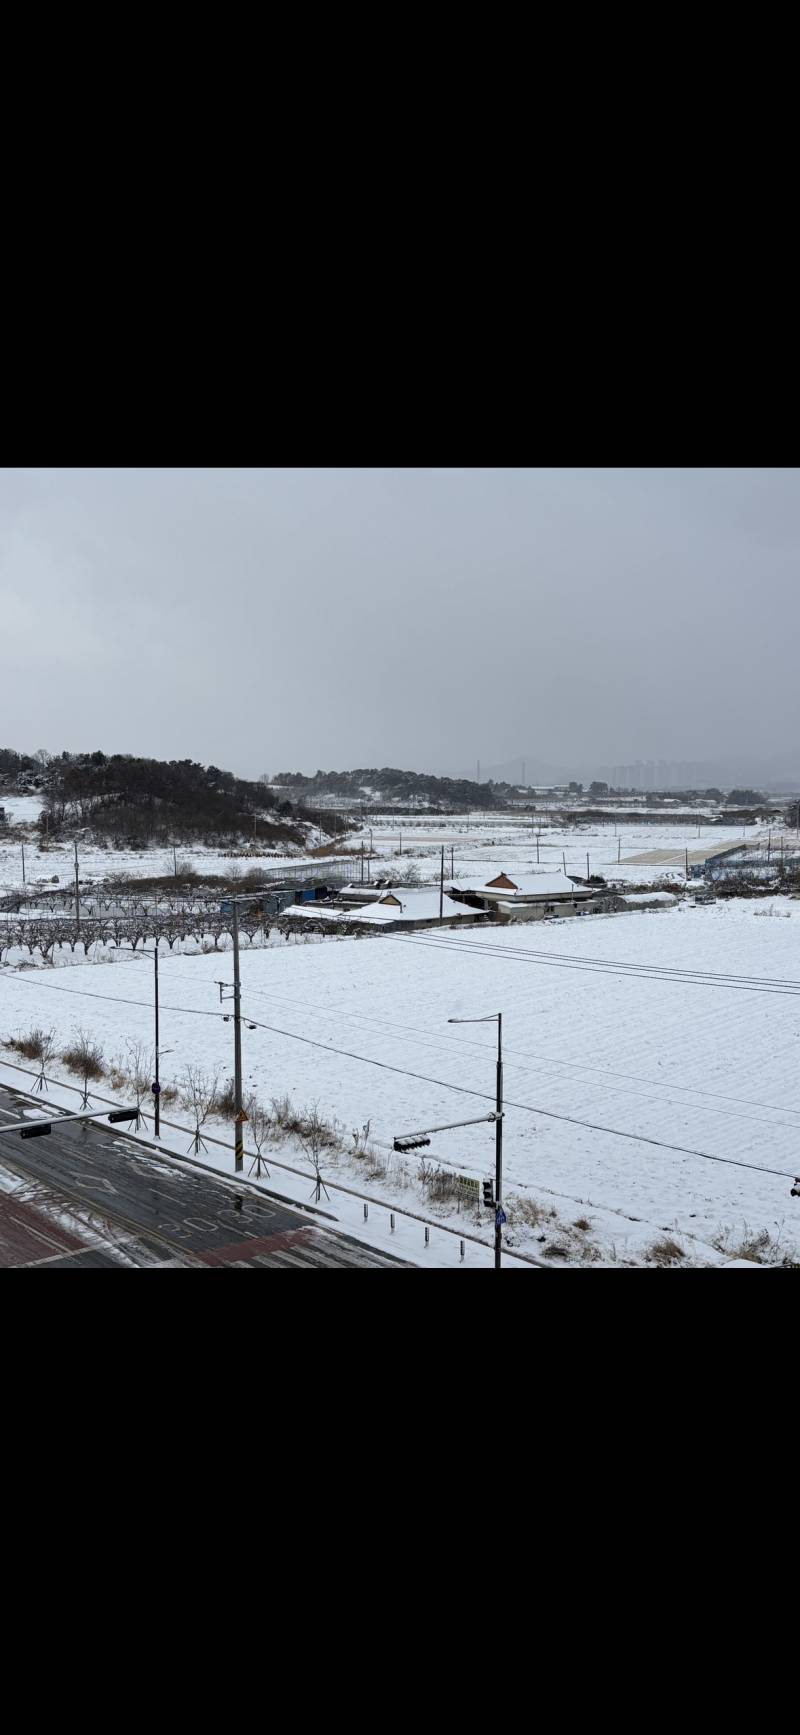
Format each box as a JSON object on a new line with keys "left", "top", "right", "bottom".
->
{"left": 394, "top": 1135, "right": 431, "bottom": 1153}
{"left": 108, "top": 1108, "right": 139, "bottom": 1124}
{"left": 19, "top": 1122, "right": 52, "bottom": 1139}
{"left": 482, "top": 1180, "right": 494, "bottom": 1208}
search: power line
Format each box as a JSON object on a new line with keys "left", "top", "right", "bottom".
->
{"left": 387, "top": 932, "right": 800, "bottom": 997}
{"left": 237, "top": 1012, "right": 799, "bottom": 1182}
{"left": 2, "top": 970, "right": 226, "bottom": 1020}
{"left": 233, "top": 979, "right": 800, "bottom": 1131}
{"left": 4, "top": 943, "right": 798, "bottom": 1184}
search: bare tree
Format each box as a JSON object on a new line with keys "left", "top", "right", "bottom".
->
{"left": 245, "top": 1090, "right": 271, "bottom": 1180}
{"left": 180, "top": 1065, "right": 220, "bottom": 1155}
{"left": 124, "top": 1039, "right": 154, "bottom": 1129}
{"left": 30, "top": 1026, "right": 57, "bottom": 1093}
{"left": 298, "top": 1104, "right": 334, "bottom": 1203}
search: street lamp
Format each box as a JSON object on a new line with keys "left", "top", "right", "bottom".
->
{"left": 448, "top": 1012, "right": 504, "bottom": 1269}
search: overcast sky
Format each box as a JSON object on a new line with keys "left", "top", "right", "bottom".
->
{"left": 1, "top": 467, "right": 798, "bottom": 783}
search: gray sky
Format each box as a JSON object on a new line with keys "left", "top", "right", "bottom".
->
{"left": 1, "top": 467, "right": 798, "bottom": 784}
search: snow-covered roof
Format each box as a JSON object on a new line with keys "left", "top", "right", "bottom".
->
{"left": 453, "top": 871, "right": 592, "bottom": 900}
{"left": 285, "top": 887, "right": 474, "bottom": 926}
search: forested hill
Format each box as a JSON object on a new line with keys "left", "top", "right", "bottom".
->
{"left": 273, "top": 767, "right": 516, "bottom": 809}
{"left": 1, "top": 750, "right": 349, "bottom": 846}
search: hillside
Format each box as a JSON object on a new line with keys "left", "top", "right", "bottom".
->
{"left": 272, "top": 766, "right": 519, "bottom": 810}
{"left": 1, "top": 749, "right": 350, "bottom": 849}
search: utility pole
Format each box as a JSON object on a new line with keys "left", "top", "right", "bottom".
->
{"left": 618, "top": 838, "right": 621, "bottom": 861}
{"left": 399, "top": 828, "right": 402, "bottom": 857}
{"left": 21, "top": 842, "right": 25, "bottom": 884}
{"left": 153, "top": 944, "right": 160, "bottom": 1139}
{"left": 563, "top": 850, "right": 566, "bottom": 874}
{"left": 495, "top": 1014, "right": 503, "bottom": 1272}
{"left": 536, "top": 832, "right": 540, "bottom": 864}
{"left": 74, "top": 840, "right": 81, "bottom": 933}
{"left": 440, "top": 846, "right": 444, "bottom": 921}
{"left": 232, "top": 900, "right": 244, "bottom": 1174}
{"left": 685, "top": 847, "right": 689, "bottom": 876}
{"left": 586, "top": 852, "right": 590, "bottom": 881}
{"left": 174, "top": 845, "right": 178, "bottom": 880}
{"left": 450, "top": 845, "right": 454, "bottom": 879}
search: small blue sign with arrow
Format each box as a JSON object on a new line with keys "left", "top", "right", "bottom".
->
{"left": 496, "top": 1207, "right": 507, "bottom": 1227}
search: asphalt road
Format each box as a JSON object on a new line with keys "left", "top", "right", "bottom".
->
{"left": 0, "top": 1084, "right": 408, "bottom": 1269}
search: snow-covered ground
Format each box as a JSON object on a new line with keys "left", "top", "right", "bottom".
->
{"left": 2, "top": 896, "right": 799, "bottom": 1265}
{"left": 351, "top": 810, "right": 772, "bottom": 890}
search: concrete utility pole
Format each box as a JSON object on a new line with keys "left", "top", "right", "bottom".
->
{"left": 21, "top": 842, "right": 25, "bottom": 884}
{"left": 440, "top": 846, "right": 444, "bottom": 921}
{"left": 232, "top": 901, "right": 244, "bottom": 1174}
{"left": 153, "top": 944, "right": 161, "bottom": 1139}
{"left": 495, "top": 1015, "right": 503, "bottom": 1272}
{"left": 74, "top": 840, "right": 81, "bottom": 933}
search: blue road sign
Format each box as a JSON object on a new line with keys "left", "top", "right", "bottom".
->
{"left": 496, "top": 1207, "right": 507, "bottom": 1227}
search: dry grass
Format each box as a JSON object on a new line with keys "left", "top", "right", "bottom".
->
{"left": 507, "top": 1197, "right": 558, "bottom": 1230}
{"left": 4, "top": 1027, "right": 53, "bottom": 1062}
{"left": 712, "top": 1223, "right": 798, "bottom": 1267}
{"left": 647, "top": 1236, "right": 686, "bottom": 1267}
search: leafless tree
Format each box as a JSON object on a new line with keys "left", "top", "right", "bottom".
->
{"left": 124, "top": 1039, "right": 154, "bottom": 1128}
{"left": 245, "top": 1090, "right": 271, "bottom": 1179}
{"left": 30, "top": 1026, "right": 57, "bottom": 1093}
{"left": 180, "top": 1064, "right": 220, "bottom": 1155}
{"left": 298, "top": 1103, "right": 333, "bottom": 1203}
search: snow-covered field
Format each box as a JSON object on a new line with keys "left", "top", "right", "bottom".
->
{"left": 2, "top": 896, "right": 799, "bottom": 1265}
{"left": 351, "top": 810, "right": 770, "bottom": 889}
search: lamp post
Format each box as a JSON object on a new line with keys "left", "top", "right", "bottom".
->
{"left": 448, "top": 1012, "right": 504, "bottom": 1269}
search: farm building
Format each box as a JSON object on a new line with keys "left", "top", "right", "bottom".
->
{"left": 286, "top": 886, "right": 489, "bottom": 933}
{"left": 449, "top": 870, "right": 616, "bottom": 919}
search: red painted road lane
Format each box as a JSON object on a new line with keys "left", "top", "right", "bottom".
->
{"left": 0, "top": 1194, "right": 88, "bottom": 1267}
{"left": 198, "top": 1225, "right": 406, "bottom": 1268}
{"left": 199, "top": 1227, "right": 316, "bottom": 1267}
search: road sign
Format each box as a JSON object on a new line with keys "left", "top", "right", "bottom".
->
{"left": 151, "top": 1081, "right": 161, "bottom": 1095}
{"left": 495, "top": 1207, "right": 507, "bottom": 1228}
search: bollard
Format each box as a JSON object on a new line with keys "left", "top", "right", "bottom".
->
{"left": 363, "top": 1202, "right": 369, "bottom": 1221}
{"left": 460, "top": 1239, "right": 465, "bottom": 1261}
{"left": 390, "top": 1213, "right": 395, "bottom": 1232}
{"left": 424, "top": 1226, "right": 430, "bottom": 1247}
